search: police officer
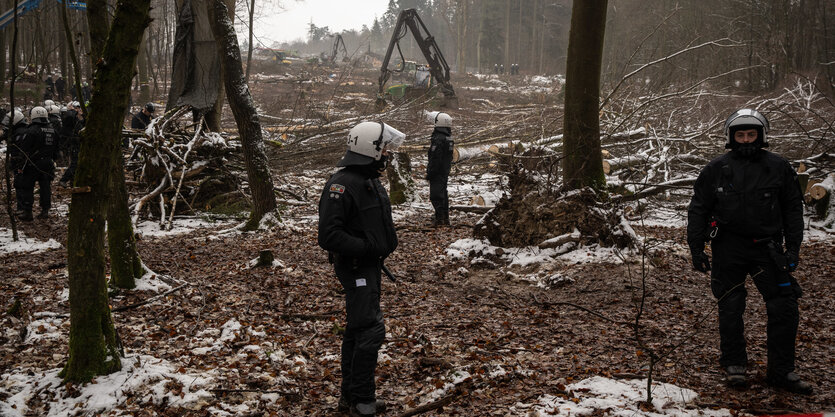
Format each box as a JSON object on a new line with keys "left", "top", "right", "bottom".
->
{"left": 426, "top": 112, "right": 453, "bottom": 226}
{"left": 16, "top": 106, "right": 58, "bottom": 220}
{"left": 131, "top": 102, "right": 156, "bottom": 130}
{"left": 687, "top": 109, "right": 811, "bottom": 394}
{"left": 318, "top": 121, "right": 403, "bottom": 417}
{"left": 55, "top": 76, "right": 66, "bottom": 100}
{"left": 58, "top": 102, "right": 84, "bottom": 187}
{"left": 2, "top": 109, "right": 29, "bottom": 214}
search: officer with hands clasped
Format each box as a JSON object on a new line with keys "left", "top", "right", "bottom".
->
{"left": 318, "top": 121, "right": 404, "bottom": 416}
{"left": 687, "top": 109, "right": 811, "bottom": 394}
{"left": 426, "top": 112, "right": 453, "bottom": 226}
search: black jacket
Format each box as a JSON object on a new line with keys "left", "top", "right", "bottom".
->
{"left": 426, "top": 127, "right": 453, "bottom": 180}
{"left": 131, "top": 111, "right": 153, "bottom": 130}
{"left": 20, "top": 121, "right": 59, "bottom": 162}
{"left": 687, "top": 149, "right": 804, "bottom": 255}
{"left": 60, "top": 110, "right": 83, "bottom": 147}
{"left": 318, "top": 166, "right": 398, "bottom": 263}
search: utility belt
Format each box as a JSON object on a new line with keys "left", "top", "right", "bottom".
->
{"left": 329, "top": 252, "right": 381, "bottom": 268}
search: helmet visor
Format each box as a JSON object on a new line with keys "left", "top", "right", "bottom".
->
{"left": 381, "top": 123, "right": 405, "bottom": 152}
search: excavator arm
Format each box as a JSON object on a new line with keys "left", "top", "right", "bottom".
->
{"left": 329, "top": 34, "right": 347, "bottom": 64}
{"left": 378, "top": 8, "right": 457, "bottom": 108}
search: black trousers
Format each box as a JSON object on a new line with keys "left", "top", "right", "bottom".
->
{"left": 60, "top": 144, "right": 79, "bottom": 183}
{"left": 16, "top": 159, "right": 54, "bottom": 212}
{"left": 429, "top": 178, "right": 449, "bottom": 219}
{"left": 710, "top": 235, "right": 801, "bottom": 378}
{"left": 335, "top": 262, "right": 385, "bottom": 404}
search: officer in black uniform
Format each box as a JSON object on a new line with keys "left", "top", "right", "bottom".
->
{"left": 426, "top": 112, "right": 454, "bottom": 226}
{"left": 16, "top": 106, "right": 58, "bottom": 220}
{"left": 687, "top": 109, "right": 811, "bottom": 394}
{"left": 318, "top": 121, "right": 403, "bottom": 417}
{"left": 131, "top": 102, "right": 156, "bottom": 130}
{"left": 2, "top": 110, "right": 29, "bottom": 213}
{"left": 59, "top": 102, "right": 84, "bottom": 187}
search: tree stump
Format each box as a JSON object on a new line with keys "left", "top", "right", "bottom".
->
{"left": 387, "top": 152, "right": 414, "bottom": 205}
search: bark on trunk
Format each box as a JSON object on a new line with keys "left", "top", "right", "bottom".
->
{"left": 386, "top": 152, "right": 413, "bottom": 205}
{"left": 562, "top": 0, "right": 608, "bottom": 191}
{"left": 108, "top": 150, "right": 144, "bottom": 289}
{"left": 207, "top": 0, "right": 277, "bottom": 230}
{"left": 61, "top": 0, "right": 151, "bottom": 383}
{"left": 85, "top": 0, "right": 145, "bottom": 290}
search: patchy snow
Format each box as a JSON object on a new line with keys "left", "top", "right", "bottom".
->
{"left": 446, "top": 238, "right": 629, "bottom": 268}
{"left": 133, "top": 266, "right": 174, "bottom": 292}
{"left": 512, "top": 376, "right": 732, "bottom": 417}
{"left": 0, "top": 228, "right": 62, "bottom": 254}
{"left": 23, "top": 315, "right": 65, "bottom": 344}
{"left": 0, "top": 355, "right": 214, "bottom": 417}
{"left": 136, "top": 217, "right": 234, "bottom": 237}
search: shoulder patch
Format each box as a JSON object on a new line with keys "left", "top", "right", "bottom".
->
{"left": 329, "top": 184, "right": 346, "bottom": 194}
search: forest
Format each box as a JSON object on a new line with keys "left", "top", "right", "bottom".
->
{"left": 0, "top": 0, "right": 833, "bottom": 416}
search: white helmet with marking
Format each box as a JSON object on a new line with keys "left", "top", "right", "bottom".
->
{"left": 338, "top": 121, "right": 406, "bottom": 166}
{"left": 30, "top": 106, "right": 48, "bottom": 122}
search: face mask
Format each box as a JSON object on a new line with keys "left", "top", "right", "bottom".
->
{"left": 371, "top": 154, "right": 389, "bottom": 174}
{"left": 734, "top": 142, "right": 760, "bottom": 158}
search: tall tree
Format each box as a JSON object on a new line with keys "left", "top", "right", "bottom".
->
{"left": 207, "top": 0, "right": 277, "bottom": 230}
{"left": 61, "top": 0, "right": 151, "bottom": 382}
{"left": 85, "top": 0, "right": 145, "bottom": 289}
{"left": 562, "top": 0, "right": 607, "bottom": 191}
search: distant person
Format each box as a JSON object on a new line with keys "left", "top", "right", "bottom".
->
{"left": 687, "top": 109, "right": 811, "bottom": 394}
{"left": 426, "top": 112, "right": 453, "bottom": 226}
{"left": 493, "top": 63, "right": 499, "bottom": 74}
{"left": 59, "top": 102, "right": 84, "bottom": 187}
{"left": 16, "top": 106, "right": 58, "bottom": 220}
{"left": 318, "top": 121, "right": 403, "bottom": 417}
{"left": 500, "top": 64, "right": 505, "bottom": 75}
{"left": 55, "top": 76, "right": 66, "bottom": 100}
{"left": 81, "top": 81, "right": 91, "bottom": 102}
{"left": 44, "top": 75, "right": 55, "bottom": 100}
{"left": 131, "top": 102, "right": 156, "bottom": 130}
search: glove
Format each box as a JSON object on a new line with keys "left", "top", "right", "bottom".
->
{"left": 692, "top": 251, "right": 711, "bottom": 273}
{"left": 786, "top": 251, "right": 799, "bottom": 272}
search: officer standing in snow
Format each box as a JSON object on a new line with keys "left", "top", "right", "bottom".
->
{"left": 16, "top": 106, "right": 59, "bottom": 220}
{"left": 318, "top": 121, "right": 403, "bottom": 417}
{"left": 687, "top": 109, "right": 811, "bottom": 394}
{"left": 426, "top": 112, "right": 453, "bottom": 226}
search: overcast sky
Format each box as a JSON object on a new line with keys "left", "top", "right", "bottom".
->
{"left": 242, "top": 0, "right": 390, "bottom": 45}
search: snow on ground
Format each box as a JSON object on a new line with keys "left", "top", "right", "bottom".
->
{"left": 0, "top": 355, "right": 215, "bottom": 417}
{"left": 0, "top": 227, "right": 62, "bottom": 254}
{"left": 512, "top": 376, "right": 732, "bottom": 417}
{"left": 447, "top": 238, "right": 629, "bottom": 269}
{"left": 136, "top": 217, "right": 236, "bottom": 237}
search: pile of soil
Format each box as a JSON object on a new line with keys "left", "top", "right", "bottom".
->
{"left": 474, "top": 165, "right": 635, "bottom": 249}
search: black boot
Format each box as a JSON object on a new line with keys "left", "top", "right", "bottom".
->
{"left": 18, "top": 210, "right": 33, "bottom": 221}
{"left": 724, "top": 365, "right": 747, "bottom": 388}
{"left": 767, "top": 372, "right": 813, "bottom": 394}
{"left": 37, "top": 209, "right": 49, "bottom": 219}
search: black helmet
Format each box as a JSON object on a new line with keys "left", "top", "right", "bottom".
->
{"left": 724, "top": 108, "right": 769, "bottom": 149}
{"left": 144, "top": 103, "right": 156, "bottom": 113}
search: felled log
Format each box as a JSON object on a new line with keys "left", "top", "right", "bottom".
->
{"left": 452, "top": 144, "right": 493, "bottom": 163}
{"left": 809, "top": 177, "right": 832, "bottom": 220}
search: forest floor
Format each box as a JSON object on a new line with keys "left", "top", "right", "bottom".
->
{"left": 1, "top": 63, "right": 834, "bottom": 416}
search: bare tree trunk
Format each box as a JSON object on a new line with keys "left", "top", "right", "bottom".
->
{"left": 62, "top": 0, "right": 151, "bottom": 383}
{"left": 4, "top": 0, "right": 20, "bottom": 241}
{"left": 207, "top": 0, "right": 277, "bottom": 230}
{"left": 503, "top": 0, "right": 510, "bottom": 70}
{"left": 562, "top": 0, "right": 607, "bottom": 191}
{"left": 244, "top": 0, "right": 254, "bottom": 82}
{"left": 137, "top": 31, "right": 151, "bottom": 104}
{"left": 86, "top": 0, "right": 145, "bottom": 290}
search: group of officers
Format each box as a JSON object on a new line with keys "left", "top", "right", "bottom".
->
{"left": 1, "top": 98, "right": 156, "bottom": 222}
{"left": 319, "top": 108, "right": 811, "bottom": 416}
{"left": 1, "top": 100, "right": 85, "bottom": 221}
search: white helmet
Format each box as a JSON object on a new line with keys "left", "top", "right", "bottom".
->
{"left": 44, "top": 99, "right": 55, "bottom": 107}
{"left": 48, "top": 105, "right": 60, "bottom": 115}
{"left": 2, "top": 110, "right": 26, "bottom": 127}
{"left": 724, "top": 108, "right": 769, "bottom": 148}
{"left": 30, "top": 106, "right": 48, "bottom": 121}
{"left": 434, "top": 112, "right": 452, "bottom": 128}
{"left": 338, "top": 121, "right": 406, "bottom": 166}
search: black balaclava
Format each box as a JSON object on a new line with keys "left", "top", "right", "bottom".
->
{"left": 349, "top": 154, "right": 388, "bottom": 178}
{"left": 728, "top": 126, "right": 764, "bottom": 158}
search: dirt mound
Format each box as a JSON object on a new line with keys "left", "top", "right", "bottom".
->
{"left": 474, "top": 165, "right": 635, "bottom": 249}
